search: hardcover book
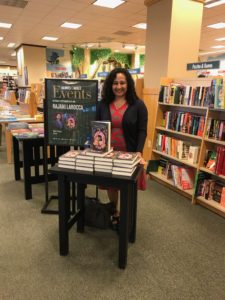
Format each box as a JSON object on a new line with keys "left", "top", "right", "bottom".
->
{"left": 91, "top": 121, "right": 111, "bottom": 152}
{"left": 113, "top": 152, "right": 139, "bottom": 165}
{"left": 58, "top": 150, "right": 79, "bottom": 162}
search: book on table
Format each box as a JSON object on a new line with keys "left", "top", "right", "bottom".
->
{"left": 91, "top": 120, "right": 111, "bottom": 152}
{"left": 113, "top": 152, "right": 139, "bottom": 165}
{"left": 85, "top": 147, "right": 113, "bottom": 157}
{"left": 58, "top": 150, "right": 80, "bottom": 162}
{"left": 58, "top": 163, "right": 76, "bottom": 170}
{"left": 112, "top": 167, "right": 137, "bottom": 177}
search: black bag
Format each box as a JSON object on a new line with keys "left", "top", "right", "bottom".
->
{"left": 84, "top": 197, "right": 113, "bottom": 229}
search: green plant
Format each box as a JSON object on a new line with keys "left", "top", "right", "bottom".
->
{"left": 140, "top": 54, "right": 145, "bottom": 66}
{"left": 71, "top": 47, "right": 85, "bottom": 67}
{"left": 90, "top": 48, "right": 112, "bottom": 64}
{"left": 111, "top": 53, "right": 132, "bottom": 68}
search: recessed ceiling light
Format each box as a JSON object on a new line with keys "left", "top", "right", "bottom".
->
{"left": 0, "top": 37, "right": 3, "bottom": 40}
{"left": 42, "top": 36, "right": 58, "bottom": 41}
{"left": 61, "top": 22, "right": 82, "bottom": 29}
{"left": 211, "top": 45, "right": 225, "bottom": 48}
{"left": 124, "top": 45, "right": 135, "bottom": 50}
{"left": 93, "top": 0, "right": 125, "bottom": 9}
{"left": 0, "top": 22, "right": 12, "bottom": 28}
{"left": 207, "top": 22, "right": 225, "bottom": 29}
{"left": 132, "top": 23, "right": 147, "bottom": 30}
{"left": 205, "top": 0, "right": 225, "bottom": 8}
{"left": 11, "top": 52, "right": 16, "bottom": 56}
{"left": 7, "top": 43, "right": 15, "bottom": 48}
{"left": 215, "top": 37, "right": 225, "bottom": 41}
{"left": 114, "top": 50, "right": 119, "bottom": 52}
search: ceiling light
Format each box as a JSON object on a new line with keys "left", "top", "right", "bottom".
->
{"left": 211, "top": 45, "right": 225, "bottom": 49}
{"left": 114, "top": 50, "right": 119, "bottom": 52}
{"left": 93, "top": 0, "right": 125, "bottom": 9}
{"left": 205, "top": 0, "right": 225, "bottom": 8}
{"left": 61, "top": 22, "right": 82, "bottom": 29}
{"left": 199, "top": 49, "right": 225, "bottom": 56}
{"left": 11, "top": 52, "right": 16, "bottom": 56}
{"left": 0, "top": 61, "right": 6, "bottom": 64}
{"left": 0, "top": 22, "right": 12, "bottom": 28}
{"left": 7, "top": 43, "right": 15, "bottom": 48}
{"left": 124, "top": 45, "right": 135, "bottom": 50}
{"left": 42, "top": 36, "right": 58, "bottom": 41}
{"left": 215, "top": 37, "right": 225, "bottom": 41}
{"left": 207, "top": 22, "right": 225, "bottom": 29}
{"left": 132, "top": 23, "right": 147, "bottom": 30}
{"left": 0, "top": 37, "right": 3, "bottom": 40}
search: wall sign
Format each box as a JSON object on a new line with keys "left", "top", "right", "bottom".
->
{"left": 128, "top": 68, "right": 141, "bottom": 74}
{"left": 187, "top": 60, "right": 220, "bottom": 71}
{"left": 45, "top": 79, "right": 98, "bottom": 146}
{"left": 97, "top": 72, "right": 109, "bottom": 77}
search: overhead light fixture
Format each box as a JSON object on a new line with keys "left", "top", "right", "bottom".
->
{"left": 7, "top": 43, "right": 15, "bottom": 48}
{"left": 205, "top": 0, "right": 225, "bottom": 8}
{"left": 0, "top": 61, "right": 6, "bottom": 64}
{"left": 0, "top": 37, "right": 3, "bottom": 40}
{"left": 93, "top": 0, "right": 125, "bottom": 9}
{"left": 132, "top": 23, "right": 147, "bottom": 30}
{"left": 11, "top": 52, "right": 16, "bottom": 56}
{"left": 80, "top": 43, "right": 94, "bottom": 48}
{"left": 114, "top": 50, "right": 119, "bottom": 52}
{"left": 0, "top": 22, "right": 12, "bottom": 28}
{"left": 124, "top": 44, "right": 135, "bottom": 50}
{"left": 211, "top": 45, "right": 225, "bottom": 48}
{"left": 215, "top": 37, "right": 225, "bottom": 41}
{"left": 42, "top": 36, "right": 58, "bottom": 41}
{"left": 207, "top": 22, "right": 225, "bottom": 29}
{"left": 199, "top": 49, "right": 225, "bottom": 56}
{"left": 61, "top": 22, "right": 82, "bottom": 29}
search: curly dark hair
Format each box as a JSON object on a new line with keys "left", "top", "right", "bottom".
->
{"left": 101, "top": 68, "right": 139, "bottom": 104}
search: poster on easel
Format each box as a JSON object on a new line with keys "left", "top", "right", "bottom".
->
{"left": 45, "top": 79, "right": 98, "bottom": 146}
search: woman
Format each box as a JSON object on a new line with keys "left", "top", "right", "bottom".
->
{"left": 96, "top": 68, "right": 148, "bottom": 229}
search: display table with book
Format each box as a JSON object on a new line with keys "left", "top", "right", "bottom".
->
{"left": 49, "top": 164, "right": 143, "bottom": 269}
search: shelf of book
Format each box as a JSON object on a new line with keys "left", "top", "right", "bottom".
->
{"left": 149, "top": 76, "right": 225, "bottom": 218}
{"left": 156, "top": 126, "right": 203, "bottom": 140}
{"left": 152, "top": 149, "right": 198, "bottom": 168}
{"left": 196, "top": 196, "right": 225, "bottom": 218}
{"left": 158, "top": 103, "right": 208, "bottom": 111}
{"left": 199, "top": 167, "right": 225, "bottom": 180}
{"left": 149, "top": 171, "right": 193, "bottom": 199}
{"left": 204, "top": 138, "right": 225, "bottom": 146}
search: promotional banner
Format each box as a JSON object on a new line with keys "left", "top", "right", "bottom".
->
{"left": 45, "top": 79, "right": 98, "bottom": 146}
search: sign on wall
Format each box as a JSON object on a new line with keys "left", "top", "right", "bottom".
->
{"left": 45, "top": 79, "right": 98, "bottom": 146}
{"left": 187, "top": 60, "right": 220, "bottom": 71}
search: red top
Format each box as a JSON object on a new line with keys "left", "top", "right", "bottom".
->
{"left": 110, "top": 102, "right": 128, "bottom": 152}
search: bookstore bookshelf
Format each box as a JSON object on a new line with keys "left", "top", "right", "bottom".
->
{"left": 149, "top": 77, "right": 225, "bottom": 218}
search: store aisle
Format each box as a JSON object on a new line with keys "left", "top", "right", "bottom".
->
{"left": 0, "top": 139, "right": 225, "bottom": 300}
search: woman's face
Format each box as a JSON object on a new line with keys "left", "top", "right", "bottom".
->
{"left": 112, "top": 73, "right": 127, "bottom": 98}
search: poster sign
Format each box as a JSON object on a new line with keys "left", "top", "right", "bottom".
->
{"left": 45, "top": 79, "right": 98, "bottom": 146}
{"left": 187, "top": 60, "right": 220, "bottom": 71}
{"left": 128, "top": 68, "right": 141, "bottom": 74}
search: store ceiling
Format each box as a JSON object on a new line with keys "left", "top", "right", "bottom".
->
{"left": 0, "top": 0, "right": 224, "bottom": 66}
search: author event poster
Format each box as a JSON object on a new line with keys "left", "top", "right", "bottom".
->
{"left": 45, "top": 79, "right": 98, "bottom": 146}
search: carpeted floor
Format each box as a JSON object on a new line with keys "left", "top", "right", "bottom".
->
{"left": 0, "top": 138, "right": 225, "bottom": 300}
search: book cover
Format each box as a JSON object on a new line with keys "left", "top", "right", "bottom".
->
{"left": 91, "top": 121, "right": 111, "bottom": 152}
{"left": 180, "top": 168, "right": 195, "bottom": 190}
{"left": 113, "top": 152, "right": 139, "bottom": 165}
{"left": 94, "top": 151, "right": 118, "bottom": 162}
{"left": 220, "top": 187, "right": 225, "bottom": 207}
{"left": 85, "top": 147, "right": 113, "bottom": 157}
{"left": 188, "top": 146, "right": 199, "bottom": 164}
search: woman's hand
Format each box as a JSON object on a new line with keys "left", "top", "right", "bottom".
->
{"left": 137, "top": 152, "right": 146, "bottom": 165}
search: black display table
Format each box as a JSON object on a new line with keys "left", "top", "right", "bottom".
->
{"left": 49, "top": 165, "right": 142, "bottom": 269}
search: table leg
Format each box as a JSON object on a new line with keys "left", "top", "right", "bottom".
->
{"left": 119, "top": 185, "right": 129, "bottom": 269}
{"left": 22, "top": 140, "right": 32, "bottom": 200}
{"left": 77, "top": 183, "right": 85, "bottom": 233}
{"left": 13, "top": 137, "right": 21, "bottom": 180}
{"left": 129, "top": 182, "right": 138, "bottom": 243}
{"left": 58, "top": 174, "right": 70, "bottom": 255}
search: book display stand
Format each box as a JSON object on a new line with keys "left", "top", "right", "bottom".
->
{"left": 42, "top": 78, "right": 98, "bottom": 214}
{"left": 149, "top": 77, "right": 225, "bottom": 218}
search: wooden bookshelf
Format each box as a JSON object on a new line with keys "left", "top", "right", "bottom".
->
{"left": 149, "top": 77, "right": 225, "bottom": 218}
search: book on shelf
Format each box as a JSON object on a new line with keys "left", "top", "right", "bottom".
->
{"left": 205, "top": 150, "right": 217, "bottom": 172}
{"left": 220, "top": 187, "right": 225, "bottom": 207}
{"left": 212, "top": 182, "right": 224, "bottom": 202}
{"left": 180, "top": 168, "right": 195, "bottom": 190}
{"left": 91, "top": 121, "right": 111, "bottom": 153}
{"left": 187, "top": 146, "right": 199, "bottom": 164}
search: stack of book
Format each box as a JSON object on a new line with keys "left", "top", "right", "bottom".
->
{"left": 112, "top": 152, "right": 141, "bottom": 177}
{"left": 58, "top": 150, "right": 79, "bottom": 170}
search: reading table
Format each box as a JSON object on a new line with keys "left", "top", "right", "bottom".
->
{"left": 49, "top": 165, "right": 142, "bottom": 269}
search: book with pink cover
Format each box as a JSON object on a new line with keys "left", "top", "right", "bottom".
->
{"left": 180, "top": 168, "right": 195, "bottom": 190}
